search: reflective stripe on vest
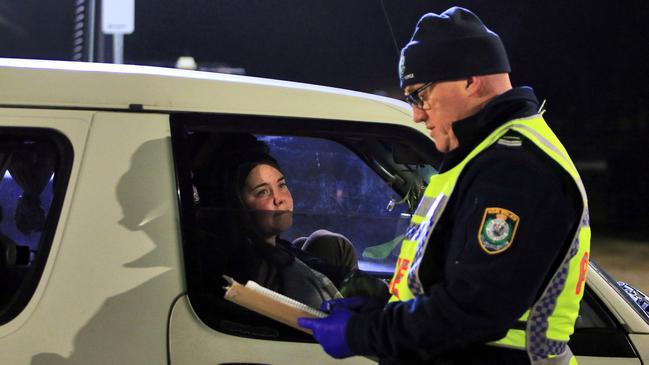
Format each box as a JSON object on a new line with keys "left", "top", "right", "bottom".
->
{"left": 387, "top": 115, "right": 590, "bottom": 365}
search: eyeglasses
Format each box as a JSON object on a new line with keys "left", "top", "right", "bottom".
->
{"left": 403, "top": 82, "right": 434, "bottom": 109}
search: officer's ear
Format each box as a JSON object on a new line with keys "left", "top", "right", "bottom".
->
{"left": 465, "top": 76, "right": 481, "bottom": 96}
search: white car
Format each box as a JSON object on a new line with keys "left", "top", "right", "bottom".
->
{"left": 0, "top": 58, "right": 647, "bottom": 364}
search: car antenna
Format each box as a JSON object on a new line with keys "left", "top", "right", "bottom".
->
{"left": 380, "top": 0, "right": 401, "bottom": 56}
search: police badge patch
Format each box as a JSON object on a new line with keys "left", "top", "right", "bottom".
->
{"left": 478, "top": 207, "right": 520, "bottom": 254}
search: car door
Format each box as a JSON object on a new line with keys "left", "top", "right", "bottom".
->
{"left": 39, "top": 111, "right": 185, "bottom": 364}
{"left": 0, "top": 110, "right": 187, "bottom": 364}
{"left": 0, "top": 108, "right": 90, "bottom": 364}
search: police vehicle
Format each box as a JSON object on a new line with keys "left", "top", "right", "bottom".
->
{"left": 0, "top": 59, "right": 647, "bottom": 364}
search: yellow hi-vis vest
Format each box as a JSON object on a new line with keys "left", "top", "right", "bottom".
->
{"left": 388, "top": 115, "right": 590, "bottom": 365}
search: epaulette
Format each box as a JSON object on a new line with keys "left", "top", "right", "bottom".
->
{"left": 497, "top": 134, "right": 523, "bottom": 147}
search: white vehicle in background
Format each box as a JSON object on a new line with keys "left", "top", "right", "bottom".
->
{"left": 0, "top": 59, "right": 647, "bottom": 364}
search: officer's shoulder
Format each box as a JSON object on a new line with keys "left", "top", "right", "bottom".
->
{"left": 477, "top": 131, "right": 538, "bottom": 163}
{"left": 495, "top": 132, "right": 524, "bottom": 148}
{"left": 472, "top": 131, "right": 573, "bottom": 188}
{"left": 481, "top": 131, "right": 547, "bottom": 161}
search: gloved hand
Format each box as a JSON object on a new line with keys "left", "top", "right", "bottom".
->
{"left": 298, "top": 297, "right": 367, "bottom": 359}
{"left": 339, "top": 269, "right": 391, "bottom": 303}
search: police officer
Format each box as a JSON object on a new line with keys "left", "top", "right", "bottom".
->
{"left": 299, "top": 6, "right": 590, "bottom": 365}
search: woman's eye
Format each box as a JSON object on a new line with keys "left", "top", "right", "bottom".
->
{"left": 255, "top": 189, "right": 269, "bottom": 197}
{"left": 279, "top": 182, "right": 288, "bottom": 189}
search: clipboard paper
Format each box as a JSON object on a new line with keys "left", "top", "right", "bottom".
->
{"left": 222, "top": 275, "right": 326, "bottom": 334}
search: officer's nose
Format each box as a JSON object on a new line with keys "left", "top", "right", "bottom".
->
{"left": 412, "top": 106, "right": 427, "bottom": 124}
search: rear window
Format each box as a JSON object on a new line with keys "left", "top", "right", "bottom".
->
{"left": 0, "top": 128, "right": 72, "bottom": 324}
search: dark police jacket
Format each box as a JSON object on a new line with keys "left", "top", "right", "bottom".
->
{"left": 345, "top": 87, "right": 582, "bottom": 365}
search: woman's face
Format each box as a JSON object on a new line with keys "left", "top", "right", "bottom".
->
{"left": 240, "top": 164, "right": 294, "bottom": 238}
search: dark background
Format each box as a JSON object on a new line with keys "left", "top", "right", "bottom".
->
{"left": 2, "top": 0, "right": 649, "bottom": 236}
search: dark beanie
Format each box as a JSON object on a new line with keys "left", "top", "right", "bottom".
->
{"left": 399, "top": 7, "right": 511, "bottom": 89}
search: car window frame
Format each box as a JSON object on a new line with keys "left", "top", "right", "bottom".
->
{"left": 170, "top": 112, "right": 435, "bottom": 341}
{"left": 569, "top": 282, "right": 640, "bottom": 358}
{"left": 590, "top": 260, "right": 649, "bottom": 326}
{"left": 0, "top": 127, "right": 73, "bottom": 325}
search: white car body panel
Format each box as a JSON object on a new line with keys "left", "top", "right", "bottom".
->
{"left": 630, "top": 334, "right": 649, "bottom": 363}
{"left": 576, "top": 357, "right": 640, "bottom": 365}
{"left": 588, "top": 264, "right": 649, "bottom": 333}
{"left": 0, "top": 109, "right": 92, "bottom": 362}
{"left": 169, "top": 296, "right": 374, "bottom": 364}
{"left": 0, "top": 58, "right": 418, "bottom": 128}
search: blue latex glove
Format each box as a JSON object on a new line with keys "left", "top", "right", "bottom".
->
{"left": 298, "top": 297, "right": 367, "bottom": 359}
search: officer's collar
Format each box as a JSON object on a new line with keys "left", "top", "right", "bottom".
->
{"left": 439, "top": 86, "right": 539, "bottom": 172}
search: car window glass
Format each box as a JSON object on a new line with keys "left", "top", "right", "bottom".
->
{"left": 574, "top": 285, "right": 615, "bottom": 329}
{"left": 569, "top": 284, "right": 639, "bottom": 358}
{"left": 258, "top": 136, "right": 409, "bottom": 273}
{"left": 0, "top": 130, "right": 71, "bottom": 324}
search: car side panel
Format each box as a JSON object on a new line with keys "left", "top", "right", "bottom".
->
{"left": 1, "top": 111, "right": 184, "bottom": 364}
{"left": 629, "top": 334, "right": 649, "bottom": 364}
{"left": 588, "top": 265, "right": 649, "bottom": 333}
{"left": 0, "top": 109, "right": 92, "bottom": 363}
{"left": 169, "top": 295, "right": 375, "bottom": 364}
{"left": 576, "top": 357, "right": 640, "bottom": 365}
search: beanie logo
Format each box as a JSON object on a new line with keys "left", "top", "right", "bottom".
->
{"left": 399, "top": 54, "right": 414, "bottom": 80}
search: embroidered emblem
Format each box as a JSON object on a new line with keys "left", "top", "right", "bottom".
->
{"left": 478, "top": 207, "right": 520, "bottom": 254}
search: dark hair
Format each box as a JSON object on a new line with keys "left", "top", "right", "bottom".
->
{"left": 207, "top": 135, "right": 293, "bottom": 291}
{"left": 210, "top": 136, "right": 282, "bottom": 211}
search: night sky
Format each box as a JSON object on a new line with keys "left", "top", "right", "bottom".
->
{"left": 1, "top": 0, "right": 649, "bottom": 233}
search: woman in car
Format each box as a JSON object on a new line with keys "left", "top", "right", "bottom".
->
{"left": 211, "top": 137, "right": 359, "bottom": 308}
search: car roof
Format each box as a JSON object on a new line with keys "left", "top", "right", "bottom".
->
{"left": 0, "top": 58, "right": 417, "bottom": 128}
